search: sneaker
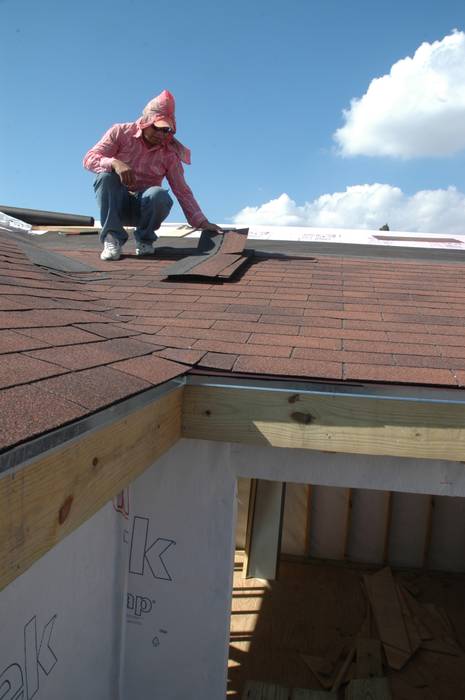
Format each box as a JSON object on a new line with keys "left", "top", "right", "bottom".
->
{"left": 135, "top": 242, "right": 155, "bottom": 257}
{"left": 100, "top": 237, "right": 122, "bottom": 261}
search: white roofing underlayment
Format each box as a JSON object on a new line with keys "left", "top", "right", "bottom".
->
{"left": 168, "top": 222, "right": 465, "bottom": 250}
{"left": 3, "top": 210, "right": 465, "bottom": 251}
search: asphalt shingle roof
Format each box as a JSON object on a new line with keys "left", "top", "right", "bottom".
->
{"left": 2, "top": 229, "right": 465, "bottom": 453}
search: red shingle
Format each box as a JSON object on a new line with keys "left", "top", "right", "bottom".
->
{"left": 111, "top": 353, "right": 187, "bottom": 384}
{"left": 0, "top": 297, "right": 29, "bottom": 311}
{"left": 382, "top": 313, "right": 462, "bottom": 326}
{"left": 122, "top": 301, "right": 229, "bottom": 314}
{"left": 140, "top": 334, "right": 196, "bottom": 349}
{"left": 213, "top": 320, "right": 300, "bottom": 335}
{"left": 344, "top": 364, "right": 456, "bottom": 386}
{"left": 226, "top": 303, "right": 275, "bottom": 315}
{"left": 156, "top": 348, "right": 206, "bottom": 365}
{"left": 392, "top": 355, "right": 450, "bottom": 369}
{"left": 157, "top": 326, "right": 250, "bottom": 343}
{"left": 302, "top": 327, "right": 388, "bottom": 341}
{"left": 343, "top": 339, "right": 442, "bottom": 356}
{"left": 73, "top": 322, "right": 145, "bottom": 338}
{"left": 0, "top": 353, "right": 67, "bottom": 389}
{"left": 26, "top": 338, "right": 153, "bottom": 370}
{"left": 121, "top": 316, "right": 214, "bottom": 330}
{"left": 291, "top": 315, "right": 343, "bottom": 328}
{"left": 439, "top": 345, "right": 465, "bottom": 359}
{"left": 192, "top": 339, "right": 291, "bottom": 357}
{"left": 114, "top": 294, "right": 198, "bottom": 310}
{"left": 187, "top": 253, "right": 242, "bottom": 276}
{"left": 0, "top": 384, "right": 86, "bottom": 450}
{"left": 0, "top": 329, "right": 51, "bottom": 354}
{"left": 249, "top": 332, "right": 341, "bottom": 350}
{"left": 17, "top": 326, "right": 103, "bottom": 346}
{"left": 233, "top": 355, "right": 343, "bottom": 379}
{"left": 122, "top": 334, "right": 165, "bottom": 349}
{"left": 180, "top": 310, "right": 260, "bottom": 322}
{"left": 0, "top": 309, "right": 113, "bottom": 329}
{"left": 196, "top": 294, "right": 245, "bottom": 305}
{"left": 37, "top": 366, "right": 152, "bottom": 409}
{"left": 197, "top": 352, "right": 238, "bottom": 370}
{"left": 219, "top": 230, "right": 248, "bottom": 254}
{"left": 293, "top": 347, "right": 395, "bottom": 365}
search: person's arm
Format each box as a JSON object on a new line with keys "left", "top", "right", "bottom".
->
{"left": 83, "top": 124, "right": 120, "bottom": 172}
{"left": 166, "top": 158, "right": 222, "bottom": 231}
{"left": 83, "top": 124, "right": 136, "bottom": 188}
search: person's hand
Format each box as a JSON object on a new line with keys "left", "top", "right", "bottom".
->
{"left": 112, "top": 159, "right": 136, "bottom": 188}
{"left": 200, "top": 220, "right": 223, "bottom": 233}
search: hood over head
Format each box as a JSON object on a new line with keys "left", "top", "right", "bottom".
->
{"left": 138, "top": 90, "right": 191, "bottom": 164}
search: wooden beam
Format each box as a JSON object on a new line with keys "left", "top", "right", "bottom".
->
{"left": 182, "top": 385, "right": 465, "bottom": 461}
{"left": 304, "top": 484, "right": 313, "bottom": 557}
{"left": 343, "top": 488, "right": 353, "bottom": 560}
{"left": 242, "top": 478, "right": 258, "bottom": 578}
{"left": 422, "top": 495, "right": 435, "bottom": 569}
{"left": 383, "top": 492, "right": 393, "bottom": 564}
{"left": 243, "top": 479, "right": 286, "bottom": 580}
{"left": 0, "top": 387, "right": 183, "bottom": 592}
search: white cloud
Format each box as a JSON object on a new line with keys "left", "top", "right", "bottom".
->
{"left": 334, "top": 31, "right": 465, "bottom": 158}
{"left": 232, "top": 184, "right": 465, "bottom": 234}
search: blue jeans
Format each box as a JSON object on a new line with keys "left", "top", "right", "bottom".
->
{"left": 94, "top": 172, "right": 173, "bottom": 245}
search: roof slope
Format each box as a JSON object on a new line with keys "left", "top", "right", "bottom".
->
{"left": 2, "top": 230, "right": 465, "bottom": 453}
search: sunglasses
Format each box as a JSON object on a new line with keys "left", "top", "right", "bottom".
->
{"left": 153, "top": 125, "right": 173, "bottom": 134}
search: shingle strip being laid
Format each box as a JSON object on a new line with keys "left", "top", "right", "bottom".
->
{"left": 190, "top": 253, "right": 243, "bottom": 276}
{"left": 218, "top": 230, "right": 249, "bottom": 254}
{"left": 163, "top": 228, "right": 249, "bottom": 280}
{"left": 218, "top": 255, "right": 252, "bottom": 279}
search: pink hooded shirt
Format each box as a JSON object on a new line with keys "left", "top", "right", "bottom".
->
{"left": 83, "top": 90, "right": 206, "bottom": 228}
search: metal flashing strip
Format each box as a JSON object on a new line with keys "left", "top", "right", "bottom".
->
{"left": 186, "top": 373, "right": 465, "bottom": 406}
{"left": 0, "top": 377, "right": 186, "bottom": 476}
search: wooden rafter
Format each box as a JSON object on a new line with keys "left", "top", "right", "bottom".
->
{"left": 182, "top": 385, "right": 465, "bottom": 462}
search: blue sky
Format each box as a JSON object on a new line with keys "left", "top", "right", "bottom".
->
{"left": 2, "top": 0, "right": 465, "bottom": 232}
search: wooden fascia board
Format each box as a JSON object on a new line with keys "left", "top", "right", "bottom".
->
{"left": 182, "top": 384, "right": 465, "bottom": 462}
{"left": 0, "top": 386, "right": 183, "bottom": 592}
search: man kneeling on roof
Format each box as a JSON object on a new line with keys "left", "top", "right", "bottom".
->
{"left": 83, "top": 90, "right": 222, "bottom": 261}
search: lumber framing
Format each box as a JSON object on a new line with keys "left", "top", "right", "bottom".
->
{"left": 0, "top": 386, "right": 183, "bottom": 592}
{"left": 182, "top": 385, "right": 465, "bottom": 461}
{"left": 243, "top": 479, "right": 286, "bottom": 580}
{"left": 3, "top": 379, "right": 465, "bottom": 593}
